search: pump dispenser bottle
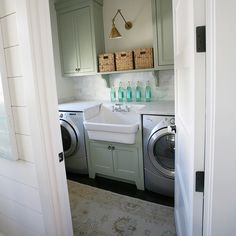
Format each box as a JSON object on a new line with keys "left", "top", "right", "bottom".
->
{"left": 135, "top": 81, "right": 142, "bottom": 102}
{"left": 118, "top": 82, "right": 125, "bottom": 102}
{"left": 145, "top": 80, "right": 152, "bottom": 102}
{"left": 126, "top": 81, "right": 132, "bottom": 102}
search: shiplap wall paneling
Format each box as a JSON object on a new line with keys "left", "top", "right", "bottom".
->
{"left": 0, "top": 0, "right": 46, "bottom": 235}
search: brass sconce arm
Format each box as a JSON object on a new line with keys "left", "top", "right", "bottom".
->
{"left": 109, "top": 9, "right": 133, "bottom": 39}
{"left": 112, "top": 9, "right": 132, "bottom": 30}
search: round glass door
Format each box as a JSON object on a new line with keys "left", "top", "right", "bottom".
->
{"left": 148, "top": 127, "right": 175, "bottom": 178}
{"left": 60, "top": 120, "right": 78, "bottom": 157}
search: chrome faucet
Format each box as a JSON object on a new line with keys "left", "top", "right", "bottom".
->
{"left": 112, "top": 103, "right": 130, "bottom": 112}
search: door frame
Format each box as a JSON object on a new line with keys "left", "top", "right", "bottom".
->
{"left": 23, "top": 0, "right": 220, "bottom": 235}
{"left": 203, "top": 0, "right": 235, "bottom": 235}
{"left": 172, "top": 0, "right": 206, "bottom": 234}
{"left": 203, "top": 0, "right": 218, "bottom": 235}
{"left": 18, "top": 0, "right": 73, "bottom": 235}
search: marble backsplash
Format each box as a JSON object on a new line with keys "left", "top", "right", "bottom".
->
{"left": 73, "top": 70, "right": 174, "bottom": 102}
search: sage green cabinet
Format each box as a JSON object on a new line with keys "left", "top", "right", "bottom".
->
{"left": 87, "top": 138, "right": 144, "bottom": 190}
{"left": 112, "top": 145, "right": 139, "bottom": 182}
{"left": 55, "top": 0, "right": 105, "bottom": 77}
{"left": 152, "top": 0, "right": 174, "bottom": 69}
{"left": 90, "top": 141, "right": 113, "bottom": 176}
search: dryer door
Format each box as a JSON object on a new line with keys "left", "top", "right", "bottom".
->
{"left": 148, "top": 127, "right": 175, "bottom": 179}
{"left": 60, "top": 119, "right": 78, "bottom": 157}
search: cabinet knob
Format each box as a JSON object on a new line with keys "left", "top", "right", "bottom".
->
{"left": 111, "top": 146, "right": 115, "bottom": 150}
{"left": 75, "top": 68, "right": 81, "bottom": 72}
{"left": 108, "top": 146, "right": 112, "bottom": 150}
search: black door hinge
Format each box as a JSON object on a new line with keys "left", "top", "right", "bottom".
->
{"left": 196, "top": 26, "right": 206, "bottom": 52}
{"left": 58, "top": 152, "right": 64, "bottom": 162}
{"left": 196, "top": 171, "right": 204, "bottom": 192}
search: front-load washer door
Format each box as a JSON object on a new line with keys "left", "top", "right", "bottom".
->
{"left": 60, "top": 119, "right": 79, "bottom": 157}
{"left": 148, "top": 127, "right": 175, "bottom": 179}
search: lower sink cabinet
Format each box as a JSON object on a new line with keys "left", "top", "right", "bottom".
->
{"left": 87, "top": 140, "right": 144, "bottom": 190}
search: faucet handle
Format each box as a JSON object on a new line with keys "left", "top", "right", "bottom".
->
{"left": 115, "top": 103, "right": 122, "bottom": 106}
{"left": 115, "top": 103, "right": 122, "bottom": 110}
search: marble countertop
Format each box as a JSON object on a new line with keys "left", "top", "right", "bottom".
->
{"left": 136, "top": 100, "right": 175, "bottom": 115}
{"left": 58, "top": 100, "right": 175, "bottom": 116}
{"left": 58, "top": 101, "right": 101, "bottom": 112}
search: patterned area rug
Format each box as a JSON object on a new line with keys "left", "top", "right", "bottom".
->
{"left": 68, "top": 180, "right": 176, "bottom": 236}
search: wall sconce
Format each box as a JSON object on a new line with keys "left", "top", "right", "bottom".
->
{"left": 109, "top": 9, "right": 133, "bottom": 39}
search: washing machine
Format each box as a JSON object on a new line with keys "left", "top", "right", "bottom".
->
{"left": 143, "top": 115, "right": 175, "bottom": 197}
{"left": 59, "top": 111, "right": 88, "bottom": 174}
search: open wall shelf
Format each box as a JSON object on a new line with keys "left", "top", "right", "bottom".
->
{"left": 98, "top": 66, "right": 173, "bottom": 87}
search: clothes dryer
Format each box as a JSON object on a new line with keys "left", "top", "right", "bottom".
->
{"left": 59, "top": 111, "right": 88, "bottom": 174}
{"left": 143, "top": 115, "right": 175, "bottom": 197}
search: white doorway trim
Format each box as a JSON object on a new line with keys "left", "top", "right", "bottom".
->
{"left": 172, "top": 0, "right": 206, "bottom": 234}
{"left": 203, "top": 0, "right": 215, "bottom": 235}
{"left": 204, "top": 0, "right": 236, "bottom": 235}
{"left": 17, "top": 0, "right": 73, "bottom": 235}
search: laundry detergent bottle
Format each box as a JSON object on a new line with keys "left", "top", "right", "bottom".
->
{"left": 126, "top": 81, "right": 132, "bottom": 102}
{"left": 145, "top": 80, "right": 152, "bottom": 102}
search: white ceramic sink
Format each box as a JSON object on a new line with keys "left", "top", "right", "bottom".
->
{"left": 83, "top": 103, "right": 144, "bottom": 144}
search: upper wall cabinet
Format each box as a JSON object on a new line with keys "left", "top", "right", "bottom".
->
{"left": 152, "top": 0, "right": 174, "bottom": 69}
{"left": 55, "top": 0, "right": 105, "bottom": 77}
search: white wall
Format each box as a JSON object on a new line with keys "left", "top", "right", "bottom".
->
{"left": 74, "top": 70, "right": 174, "bottom": 101}
{"left": 73, "top": 0, "right": 174, "bottom": 102}
{"left": 103, "top": 0, "right": 153, "bottom": 52}
{"left": 49, "top": 0, "right": 75, "bottom": 103}
{"left": 205, "top": 0, "right": 236, "bottom": 235}
{"left": 0, "top": 1, "right": 45, "bottom": 235}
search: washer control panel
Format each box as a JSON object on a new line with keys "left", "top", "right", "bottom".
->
{"left": 163, "top": 117, "right": 175, "bottom": 126}
{"left": 170, "top": 117, "right": 175, "bottom": 125}
{"left": 143, "top": 115, "right": 175, "bottom": 137}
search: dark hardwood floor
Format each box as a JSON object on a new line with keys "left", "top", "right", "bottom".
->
{"left": 66, "top": 172, "right": 174, "bottom": 207}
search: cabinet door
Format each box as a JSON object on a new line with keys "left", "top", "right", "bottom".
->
{"left": 58, "top": 11, "right": 78, "bottom": 75}
{"left": 89, "top": 142, "right": 113, "bottom": 176}
{"left": 113, "top": 145, "right": 139, "bottom": 181}
{"left": 153, "top": 0, "right": 174, "bottom": 66}
{"left": 75, "top": 7, "right": 95, "bottom": 73}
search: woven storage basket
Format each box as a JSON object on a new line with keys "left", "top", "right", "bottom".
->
{"left": 134, "top": 48, "right": 154, "bottom": 69}
{"left": 98, "top": 53, "right": 115, "bottom": 72}
{"left": 115, "top": 51, "right": 134, "bottom": 71}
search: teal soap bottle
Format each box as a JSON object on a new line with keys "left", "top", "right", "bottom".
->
{"left": 135, "top": 81, "right": 142, "bottom": 102}
{"left": 145, "top": 80, "right": 152, "bottom": 102}
{"left": 110, "top": 84, "right": 116, "bottom": 102}
{"left": 126, "top": 81, "right": 132, "bottom": 102}
{"left": 118, "top": 82, "right": 125, "bottom": 102}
